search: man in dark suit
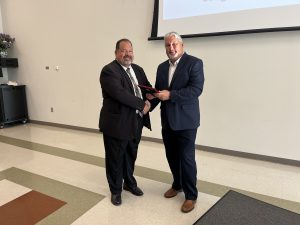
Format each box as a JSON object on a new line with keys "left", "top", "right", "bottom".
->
{"left": 99, "top": 39, "right": 151, "bottom": 206}
{"left": 149, "top": 32, "right": 204, "bottom": 213}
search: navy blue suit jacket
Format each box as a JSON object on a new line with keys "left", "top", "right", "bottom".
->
{"left": 152, "top": 53, "right": 204, "bottom": 130}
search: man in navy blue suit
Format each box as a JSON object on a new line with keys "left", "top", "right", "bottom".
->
{"left": 149, "top": 32, "right": 204, "bottom": 213}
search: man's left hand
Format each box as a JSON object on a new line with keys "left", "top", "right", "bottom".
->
{"left": 154, "top": 90, "right": 170, "bottom": 101}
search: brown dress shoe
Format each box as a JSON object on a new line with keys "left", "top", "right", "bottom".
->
{"left": 164, "top": 188, "right": 182, "bottom": 198}
{"left": 181, "top": 200, "right": 196, "bottom": 213}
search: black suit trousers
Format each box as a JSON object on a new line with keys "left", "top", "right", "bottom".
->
{"left": 103, "top": 115, "right": 143, "bottom": 195}
{"left": 162, "top": 127, "right": 198, "bottom": 200}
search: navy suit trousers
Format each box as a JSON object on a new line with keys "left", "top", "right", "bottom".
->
{"left": 162, "top": 127, "right": 198, "bottom": 200}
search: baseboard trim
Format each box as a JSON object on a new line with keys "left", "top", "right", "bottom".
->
{"left": 30, "top": 120, "right": 99, "bottom": 133}
{"left": 30, "top": 120, "right": 300, "bottom": 167}
{"left": 198, "top": 144, "right": 300, "bottom": 167}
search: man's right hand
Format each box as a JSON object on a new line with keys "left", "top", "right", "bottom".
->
{"left": 143, "top": 100, "right": 151, "bottom": 114}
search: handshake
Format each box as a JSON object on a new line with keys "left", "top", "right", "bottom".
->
{"left": 142, "top": 100, "right": 151, "bottom": 115}
{"left": 142, "top": 89, "right": 171, "bottom": 114}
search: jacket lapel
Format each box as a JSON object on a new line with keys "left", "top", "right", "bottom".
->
{"left": 160, "top": 63, "right": 170, "bottom": 89}
{"left": 132, "top": 66, "right": 141, "bottom": 85}
{"left": 114, "top": 60, "right": 135, "bottom": 93}
{"left": 169, "top": 53, "right": 187, "bottom": 88}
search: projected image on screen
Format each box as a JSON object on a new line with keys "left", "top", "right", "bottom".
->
{"left": 150, "top": 0, "right": 300, "bottom": 38}
{"left": 164, "top": 0, "right": 300, "bottom": 20}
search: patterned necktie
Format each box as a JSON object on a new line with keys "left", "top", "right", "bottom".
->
{"left": 126, "top": 68, "right": 143, "bottom": 117}
{"left": 126, "top": 68, "right": 142, "bottom": 99}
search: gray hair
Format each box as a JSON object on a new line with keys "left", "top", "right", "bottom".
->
{"left": 164, "top": 32, "right": 183, "bottom": 43}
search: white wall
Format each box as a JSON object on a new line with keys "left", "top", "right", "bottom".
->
{"left": 0, "top": 3, "right": 8, "bottom": 83}
{"left": 1, "top": 0, "right": 300, "bottom": 161}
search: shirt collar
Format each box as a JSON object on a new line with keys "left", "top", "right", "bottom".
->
{"left": 169, "top": 55, "right": 182, "bottom": 66}
{"left": 115, "top": 60, "right": 132, "bottom": 71}
{"left": 120, "top": 64, "right": 132, "bottom": 72}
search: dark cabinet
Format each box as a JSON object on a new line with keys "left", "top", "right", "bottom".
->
{"left": 0, "top": 85, "right": 28, "bottom": 128}
{"left": 0, "top": 58, "right": 18, "bottom": 77}
{"left": 0, "top": 58, "right": 18, "bottom": 67}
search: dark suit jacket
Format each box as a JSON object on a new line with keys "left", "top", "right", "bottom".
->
{"left": 99, "top": 60, "right": 151, "bottom": 140}
{"left": 152, "top": 53, "right": 204, "bottom": 130}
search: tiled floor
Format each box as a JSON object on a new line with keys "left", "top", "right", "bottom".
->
{"left": 0, "top": 123, "right": 299, "bottom": 225}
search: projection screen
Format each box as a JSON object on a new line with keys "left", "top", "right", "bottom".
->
{"left": 149, "top": 0, "right": 300, "bottom": 39}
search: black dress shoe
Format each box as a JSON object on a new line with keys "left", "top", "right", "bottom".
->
{"left": 123, "top": 184, "right": 144, "bottom": 196}
{"left": 111, "top": 194, "right": 122, "bottom": 206}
